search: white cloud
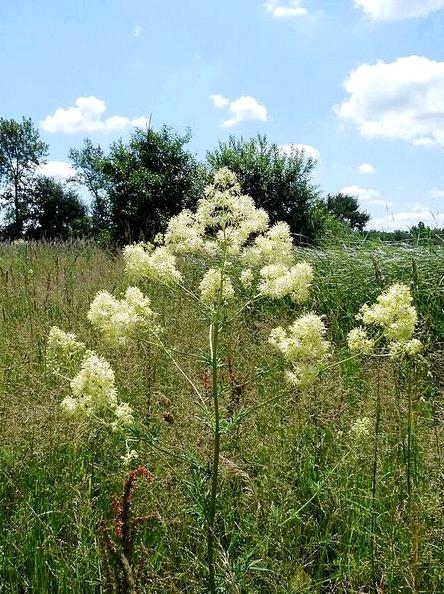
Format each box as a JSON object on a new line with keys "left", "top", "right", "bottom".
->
{"left": 336, "top": 56, "right": 444, "bottom": 148}
{"left": 279, "top": 143, "right": 320, "bottom": 160}
{"left": 340, "top": 185, "right": 389, "bottom": 206}
{"left": 355, "top": 0, "right": 444, "bottom": 20}
{"left": 264, "top": 0, "right": 307, "bottom": 17}
{"left": 429, "top": 187, "right": 444, "bottom": 198}
{"left": 41, "top": 96, "right": 149, "bottom": 134}
{"left": 358, "top": 162, "right": 376, "bottom": 174}
{"left": 209, "top": 94, "right": 230, "bottom": 109}
{"left": 209, "top": 94, "right": 268, "bottom": 127}
{"left": 133, "top": 24, "right": 142, "bottom": 37}
{"left": 371, "top": 209, "right": 444, "bottom": 231}
{"left": 36, "top": 161, "right": 75, "bottom": 180}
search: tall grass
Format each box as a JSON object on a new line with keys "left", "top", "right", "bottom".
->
{"left": 0, "top": 241, "right": 443, "bottom": 592}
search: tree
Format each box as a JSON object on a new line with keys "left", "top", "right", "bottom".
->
{"left": 69, "top": 139, "right": 110, "bottom": 233}
{"left": 70, "top": 126, "right": 204, "bottom": 243}
{"left": 207, "top": 135, "right": 322, "bottom": 243}
{"left": 0, "top": 117, "right": 48, "bottom": 238}
{"left": 326, "top": 192, "right": 370, "bottom": 231}
{"left": 27, "top": 176, "right": 89, "bottom": 240}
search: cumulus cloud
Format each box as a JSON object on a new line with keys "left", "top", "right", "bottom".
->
{"left": 336, "top": 56, "right": 444, "bottom": 148}
{"left": 358, "top": 162, "right": 376, "bottom": 174}
{"left": 371, "top": 209, "right": 444, "bottom": 231}
{"left": 278, "top": 143, "right": 320, "bottom": 160}
{"left": 41, "top": 96, "right": 149, "bottom": 134}
{"left": 429, "top": 188, "right": 444, "bottom": 198}
{"left": 36, "top": 161, "right": 76, "bottom": 180}
{"left": 209, "top": 94, "right": 268, "bottom": 127}
{"left": 264, "top": 0, "right": 307, "bottom": 17}
{"left": 340, "top": 185, "right": 389, "bottom": 206}
{"left": 355, "top": 0, "right": 444, "bottom": 20}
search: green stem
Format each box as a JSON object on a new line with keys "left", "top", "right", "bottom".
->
{"left": 207, "top": 320, "right": 220, "bottom": 594}
{"left": 207, "top": 231, "right": 228, "bottom": 594}
{"left": 371, "top": 369, "right": 381, "bottom": 592}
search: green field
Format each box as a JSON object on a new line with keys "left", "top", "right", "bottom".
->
{"left": 1, "top": 240, "right": 444, "bottom": 593}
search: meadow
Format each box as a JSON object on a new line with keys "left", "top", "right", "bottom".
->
{"left": 1, "top": 235, "right": 444, "bottom": 593}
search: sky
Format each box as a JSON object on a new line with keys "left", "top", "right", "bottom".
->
{"left": 1, "top": 0, "right": 444, "bottom": 231}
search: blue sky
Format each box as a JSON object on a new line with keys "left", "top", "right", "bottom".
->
{"left": 1, "top": 0, "right": 444, "bottom": 230}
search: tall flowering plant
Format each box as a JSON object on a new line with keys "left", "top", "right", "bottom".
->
{"left": 47, "top": 168, "right": 329, "bottom": 592}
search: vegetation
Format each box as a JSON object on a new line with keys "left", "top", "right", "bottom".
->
{"left": 0, "top": 117, "right": 48, "bottom": 238}
{"left": 1, "top": 169, "right": 444, "bottom": 593}
{"left": 0, "top": 117, "right": 395, "bottom": 245}
{"left": 207, "top": 135, "right": 323, "bottom": 244}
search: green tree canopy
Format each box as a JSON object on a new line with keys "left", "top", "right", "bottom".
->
{"left": 326, "top": 192, "right": 370, "bottom": 231}
{"left": 27, "top": 176, "right": 89, "bottom": 240}
{"left": 69, "top": 139, "right": 110, "bottom": 233}
{"left": 71, "top": 126, "right": 204, "bottom": 242}
{"left": 0, "top": 117, "right": 48, "bottom": 238}
{"left": 207, "top": 135, "right": 322, "bottom": 243}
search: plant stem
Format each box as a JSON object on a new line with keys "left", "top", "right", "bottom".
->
{"left": 371, "top": 368, "right": 381, "bottom": 592}
{"left": 207, "top": 320, "right": 220, "bottom": 594}
{"left": 207, "top": 231, "right": 228, "bottom": 593}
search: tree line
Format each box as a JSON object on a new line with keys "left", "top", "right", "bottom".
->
{"left": 0, "top": 115, "right": 418, "bottom": 245}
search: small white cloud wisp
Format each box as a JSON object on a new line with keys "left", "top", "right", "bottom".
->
{"left": 278, "top": 143, "right": 320, "bottom": 160}
{"left": 355, "top": 0, "right": 444, "bottom": 21}
{"left": 264, "top": 0, "right": 307, "bottom": 18}
{"left": 209, "top": 94, "right": 268, "bottom": 127}
{"left": 41, "top": 96, "right": 149, "bottom": 134}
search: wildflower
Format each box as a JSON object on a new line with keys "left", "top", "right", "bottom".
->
{"left": 240, "top": 268, "right": 255, "bottom": 289}
{"left": 112, "top": 402, "right": 135, "bottom": 430}
{"left": 259, "top": 261, "right": 313, "bottom": 303}
{"left": 347, "top": 327, "right": 375, "bottom": 355}
{"left": 270, "top": 313, "right": 330, "bottom": 388}
{"left": 120, "top": 449, "right": 139, "bottom": 465}
{"left": 199, "top": 268, "right": 235, "bottom": 304}
{"left": 357, "top": 284, "right": 417, "bottom": 343}
{"left": 195, "top": 169, "right": 269, "bottom": 247}
{"left": 47, "top": 326, "right": 86, "bottom": 373}
{"left": 350, "top": 284, "right": 422, "bottom": 358}
{"left": 123, "top": 243, "right": 182, "bottom": 285}
{"left": 163, "top": 209, "right": 205, "bottom": 255}
{"left": 241, "top": 222, "right": 295, "bottom": 268}
{"left": 88, "top": 287, "right": 158, "bottom": 344}
{"left": 60, "top": 395, "right": 80, "bottom": 415}
{"left": 350, "top": 417, "right": 372, "bottom": 439}
{"left": 388, "top": 338, "right": 423, "bottom": 359}
{"left": 70, "top": 353, "right": 118, "bottom": 410}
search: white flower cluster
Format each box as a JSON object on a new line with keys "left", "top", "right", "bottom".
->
{"left": 123, "top": 169, "right": 314, "bottom": 308}
{"left": 47, "top": 327, "right": 133, "bottom": 428}
{"left": 47, "top": 325, "right": 87, "bottom": 373}
{"left": 349, "top": 416, "right": 372, "bottom": 439}
{"left": 241, "top": 222, "right": 295, "bottom": 268}
{"left": 270, "top": 313, "right": 330, "bottom": 388}
{"left": 123, "top": 243, "right": 182, "bottom": 285}
{"left": 346, "top": 328, "right": 375, "bottom": 356}
{"left": 199, "top": 268, "right": 235, "bottom": 304}
{"left": 347, "top": 284, "right": 422, "bottom": 359}
{"left": 88, "top": 287, "right": 159, "bottom": 344}
{"left": 259, "top": 261, "right": 314, "bottom": 303}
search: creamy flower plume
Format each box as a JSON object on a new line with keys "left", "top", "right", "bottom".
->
{"left": 123, "top": 244, "right": 182, "bottom": 285}
{"left": 88, "top": 287, "right": 159, "bottom": 344}
{"left": 47, "top": 328, "right": 133, "bottom": 426}
{"left": 122, "top": 168, "right": 314, "bottom": 313}
{"left": 270, "top": 313, "right": 330, "bottom": 388}
{"left": 199, "top": 268, "right": 235, "bottom": 304}
{"left": 347, "top": 284, "right": 422, "bottom": 359}
{"left": 259, "top": 261, "right": 313, "bottom": 303}
{"left": 47, "top": 326, "right": 87, "bottom": 373}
